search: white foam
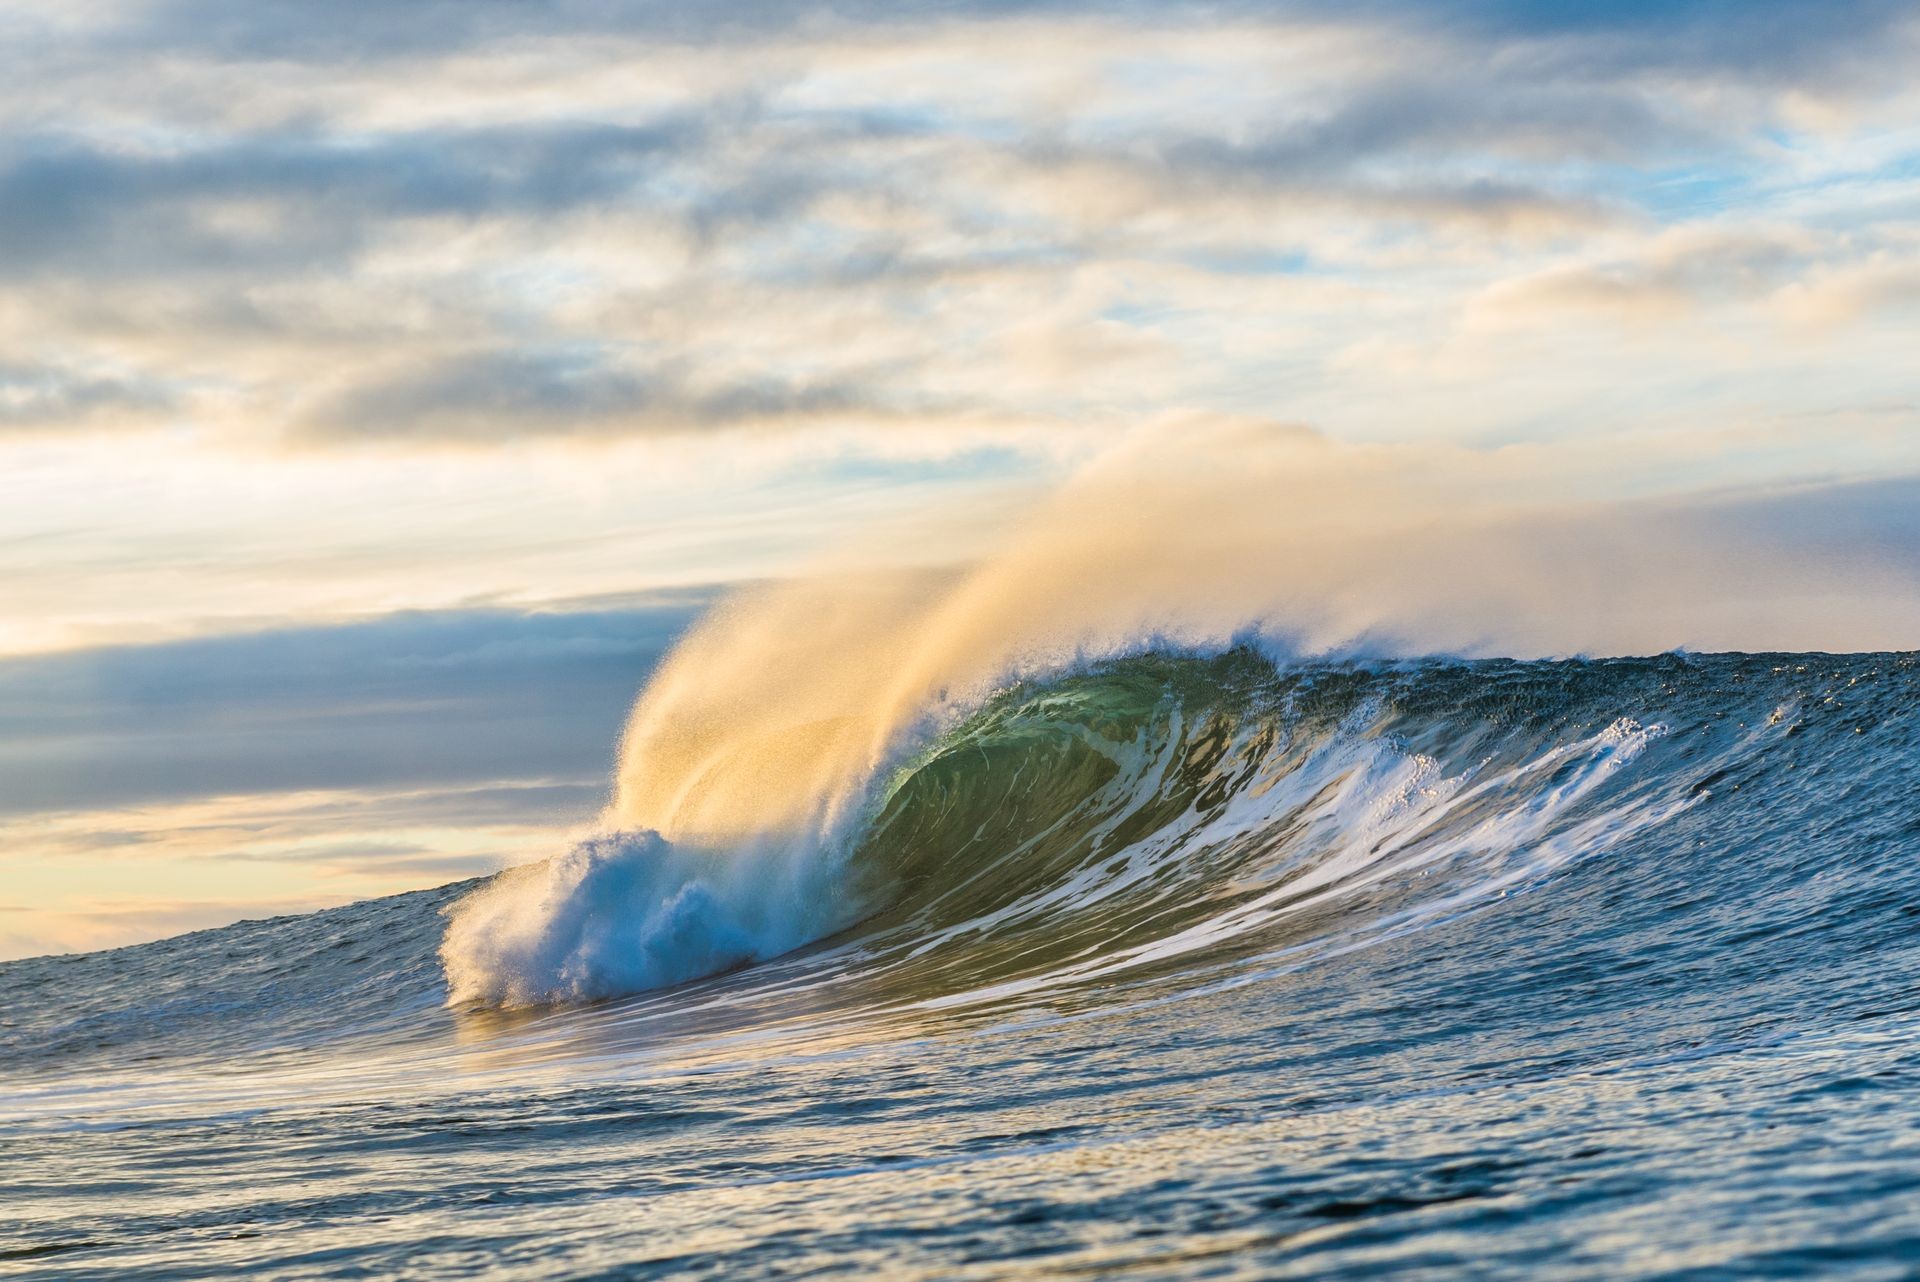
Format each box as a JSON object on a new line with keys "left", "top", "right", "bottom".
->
{"left": 441, "top": 828, "right": 866, "bottom": 1008}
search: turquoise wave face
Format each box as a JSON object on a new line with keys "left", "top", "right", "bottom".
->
{"left": 821, "top": 652, "right": 1692, "bottom": 1020}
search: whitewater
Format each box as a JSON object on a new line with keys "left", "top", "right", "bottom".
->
{"left": 7, "top": 429, "right": 1920, "bottom": 1278}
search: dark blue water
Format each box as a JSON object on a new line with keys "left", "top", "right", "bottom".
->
{"left": 4, "top": 652, "right": 1919, "bottom": 1278}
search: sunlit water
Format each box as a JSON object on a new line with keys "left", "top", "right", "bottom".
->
{"left": 5, "top": 653, "right": 1920, "bottom": 1279}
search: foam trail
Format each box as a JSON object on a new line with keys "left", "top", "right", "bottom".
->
{"left": 442, "top": 422, "right": 1920, "bottom": 1006}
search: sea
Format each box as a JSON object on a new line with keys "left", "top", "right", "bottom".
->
{"left": 5, "top": 650, "right": 1920, "bottom": 1278}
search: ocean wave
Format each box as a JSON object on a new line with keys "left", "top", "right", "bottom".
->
{"left": 442, "top": 650, "right": 1716, "bottom": 1012}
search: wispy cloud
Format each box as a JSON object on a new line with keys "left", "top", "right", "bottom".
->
{"left": 300, "top": 346, "right": 871, "bottom": 443}
{"left": 0, "top": 602, "right": 700, "bottom": 959}
{"left": 0, "top": 602, "right": 700, "bottom": 815}
{"left": 0, "top": 0, "right": 1913, "bottom": 452}
{"left": 0, "top": 359, "right": 173, "bottom": 430}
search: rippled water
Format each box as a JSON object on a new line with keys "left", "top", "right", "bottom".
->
{"left": 6, "top": 652, "right": 1920, "bottom": 1278}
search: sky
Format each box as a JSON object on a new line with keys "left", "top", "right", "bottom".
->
{"left": 4, "top": 0, "right": 1920, "bottom": 958}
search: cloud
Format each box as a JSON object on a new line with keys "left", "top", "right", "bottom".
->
{"left": 300, "top": 346, "right": 870, "bottom": 442}
{"left": 0, "top": 1, "right": 1911, "bottom": 449}
{"left": 0, "top": 118, "right": 715, "bottom": 281}
{"left": 1464, "top": 227, "right": 1920, "bottom": 336}
{"left": 1773, "top": 254, "right": 1920, "bottom": 329}
{"left": 96, "top": 1, "right": 1920, "bottom": 83}
{"left": 1427, "top": 0, "right": 1920, "bottom": 83}
{"left": 0, "top": 360, "right": 173, "bottom": 430}
{"left": 0, "top": 600, "right": 704, "bottom": 816}
{"left": 0, "top": 601, "right": 715, "bottom": 959}
{"left": 1467, "top": 228, "right": 1812, "bottom": 324}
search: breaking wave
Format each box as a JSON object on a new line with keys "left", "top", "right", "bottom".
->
{"left": 445, "top": 650, "right": 1699, "bottom": 1012}
{"left": 439, "top": 422, "right": 1920, "bottom": 1011}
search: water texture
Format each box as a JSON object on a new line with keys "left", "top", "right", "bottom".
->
{"left": 4, "top": 651, "right": 1920, "bottom": 1278}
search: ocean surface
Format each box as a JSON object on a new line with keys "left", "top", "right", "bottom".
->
{"left": 5, "top": 650, "right": 1920, "bottom": 1279}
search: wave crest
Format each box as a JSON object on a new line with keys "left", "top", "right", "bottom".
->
{"left": 443, "top": 652, "right": 1691, "bottom": 1011}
